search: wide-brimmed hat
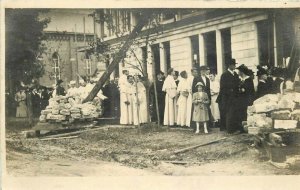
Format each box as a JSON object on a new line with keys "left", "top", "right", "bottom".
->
{"left": 195, "top": 82, "right": 204, "bottom": 87}
{"left": 256, "top": 66, "right": 268, "bottom": 76}
{"left": 236, "top": 64, "right": 249, "bottom": 74}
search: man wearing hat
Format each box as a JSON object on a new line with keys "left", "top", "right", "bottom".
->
{"left": 236, "top": 64, "right": 255, "bottom": 132}
{"left": 256, "top": 66, "right": 271, "bottom": 99}
{"left": 216, "top": 59, "right": 240, "bottom": 133}
{"left": 56, "top": 79, "right": 66, "bottom": 96}
{"left": 150, "top": 71, "right": 166, "bottom": 124}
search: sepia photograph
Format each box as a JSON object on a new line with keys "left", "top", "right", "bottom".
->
{"left": 2, "top": 1, "right": 300, "bottom": 189}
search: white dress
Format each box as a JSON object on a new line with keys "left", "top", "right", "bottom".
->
{"left": 162, "top": 75, "right": 177, "bottom": 126}
{"left": 176, "top": 78, "right": 189, "bottom": 126}
{"left": 119, "top": 76, "right": 130, "bottom": 124}
{"left": 185, "top": 76, "right": 194, "bottom": 127}
{"left": 137, "top": 82, "right": 148, "bottom": 124}
{"left": 210, "top": 80, "right": 220, "bottom": 121}
{"left": 127, "top": 82, "right": 141, "bottom": 126}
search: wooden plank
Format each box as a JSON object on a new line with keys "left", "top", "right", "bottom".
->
{"left": 40, "top": 125, "right": 136, "bottom": 139}
{"left": 174, "top": 137, "right": 228, "bottom": 154}
{"left": 40, "top": 136, "right": 79, "bottom": 141}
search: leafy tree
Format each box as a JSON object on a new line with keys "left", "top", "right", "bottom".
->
{"left": 5, "top": 9, "right": 50, "bottom": 93}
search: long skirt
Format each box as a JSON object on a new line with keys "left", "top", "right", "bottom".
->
{"left": 163, "top": 94, "right": 176, "bottom": 126}
{"left": 138, "top": 93, "right": 148, "bottom": 123}
{"left": 120, "top": 93, "right": 130, "bottom": 125}
{"left": 176, "top": 95, "right": 188, "bottom": 126}
{"left": 210, "top": 95, "right": 220, "bottom": 121}
{"left": 16, "top": 101, "right": 27, "bottom": 118}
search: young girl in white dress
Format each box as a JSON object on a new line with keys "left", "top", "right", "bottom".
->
{"left": 192, "top": 82, "right": 210, "bottom": 134}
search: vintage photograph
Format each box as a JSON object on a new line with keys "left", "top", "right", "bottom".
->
{"left": 4, "top": 8, "right": 300, "bottom": 177}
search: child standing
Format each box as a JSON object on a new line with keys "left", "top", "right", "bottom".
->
{"left": 193, "top": 82, "right": 210, "bottom": 134}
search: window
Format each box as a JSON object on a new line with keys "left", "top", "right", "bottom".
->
{"left": 85, "top": 53, "right": 92, "bottom": 76}
{"left": 52, "top": 52, "right": 60, "bottom": 81}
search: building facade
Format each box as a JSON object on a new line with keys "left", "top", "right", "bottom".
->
{"left": 99, "top": 9, "right": 300, "bottom": 81}
{"left": 39, "top": 9, "right": 300, "bottom": 87}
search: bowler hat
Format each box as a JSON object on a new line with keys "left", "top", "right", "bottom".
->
{"left": 227, "top": 59, "right": 237, "bottom": 66}
{"left": 199, "top": 65, "right": 209, "bottom": 71}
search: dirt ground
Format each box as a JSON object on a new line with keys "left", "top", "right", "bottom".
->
{"left": 5, "top": 118, "right": 300, "bottom": 176}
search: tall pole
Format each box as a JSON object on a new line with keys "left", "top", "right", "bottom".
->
{"left": 273, "top": 12, "right": 278, "bottom": 67}
{"left": 75, "top": 24, "right": 79, "bottom": 87}
{"left": 83, "top": 16, "right": 86, "bottom": 45}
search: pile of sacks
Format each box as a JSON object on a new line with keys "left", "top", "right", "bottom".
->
{"left": 39, "top": 95, "right": 103, "bottom": 123}
{"left": 247, "top": 92, "right": 300, "bottom": 131}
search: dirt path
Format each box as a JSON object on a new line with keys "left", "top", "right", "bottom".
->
{"left": 5, "top": 123, "right": 300, "bottom": 176}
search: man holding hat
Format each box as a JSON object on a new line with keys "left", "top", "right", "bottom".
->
{"left": 216, "top": 59, "right": 240, "bottom": 133}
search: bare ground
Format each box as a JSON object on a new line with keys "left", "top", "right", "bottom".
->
{"left": 5, "top": 118, "right": 300, "bottom": 176}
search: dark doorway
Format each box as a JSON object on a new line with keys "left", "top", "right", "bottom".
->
{"left": 151, "top": 44, "right": 161, "bottom": 76}
{"left": 163, "top": 41, "right": 171, "bottom": 71}
{"left": 141, "top": 46, "right": 148, "bottom": 76}
{"left": 257, "top": 19, "right": 274, "bottom": 67}
{"left": 205, "top": 31, "right": 217, "bottom": 74}
{"left": 221, "top": 28, "right": 232, "bottom": 71}
{"left": 190, "top": 35, "right": 199, "bottom": 66}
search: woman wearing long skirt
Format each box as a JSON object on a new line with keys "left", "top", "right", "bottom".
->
{"left": 15, "top": 87, "right": 28, "bottom": 118}
{"left": 136, "top": 76, "right": 148, "bottom": 124}
{"left": 176, "top": 71, "right": 189, "bottom": 127}
{"left": 163, "top": 68, "right": 177, "bottom": 126}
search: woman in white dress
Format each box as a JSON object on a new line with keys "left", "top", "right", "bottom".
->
{"left": 136, "top": 75, "right": 148, "bottom": 124}
{"left": 209, "top": 73, "right": 220, "bottom": 126}
{"left": 163, "top": 68, "right": 177, "bottom": 126}
{"left": 176, "top": 71, "right": 190, "bottom": 127}
{"left": 119, "top": 74, "right": 131, "bottom": 125}
{"left": 185, "top": 67, "right": 198, "bottom": 127}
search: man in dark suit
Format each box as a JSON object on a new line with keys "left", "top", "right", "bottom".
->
{"left": 216, "top": 59, "right": 240, "bottom": 133}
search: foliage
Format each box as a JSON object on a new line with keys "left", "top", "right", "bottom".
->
{"left": 5, "top": 9, "right": 50, "bottom": 86}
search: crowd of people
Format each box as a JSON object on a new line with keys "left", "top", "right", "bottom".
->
{"left": 11, "top": 77, "right": 107, "bottom": 119}
{"left": 9, "top": 58, "right": 292, "bottom": 135}
{"left": 123, "top": 58, "right": 290, "bottom": 134}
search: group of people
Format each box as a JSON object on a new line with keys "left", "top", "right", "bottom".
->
{"left": 118, "top": 70, "right": 148, "bottom": 125}
{"left": 150, "top": 66, "right": 219, "bottom": 134}
{"left": 146, "top": 59, "right": 289, "bottom": 134}
{"left": 14, "top": 80, "right": 53, "bottom": 118}
{"left": 13, "top": 77, "right": 107, "bottom": 118}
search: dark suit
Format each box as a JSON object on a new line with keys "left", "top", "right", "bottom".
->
{"left": 256, "top": 80, "right": 270, "bottom": 99}
{"left": 236, "top": 77, "right": 255, "bottom": 131}
{"left": 217, "top": 70, "right": 240, "bottom": 133}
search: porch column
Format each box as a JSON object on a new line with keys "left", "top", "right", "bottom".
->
{"left": 159, "top": 43, "right": 167, "bottom": 74}
{"left": 216, "top": 29, "right": 225, "bottom": 75}
{"left": 147, "top": 45, "right": 153, "bottom": 81}
{"left": 199, "top": 33, "right": 207, "bottom": 66}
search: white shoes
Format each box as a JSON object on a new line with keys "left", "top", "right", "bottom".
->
{"left": 195, "top": 129, "right": 199, "bottom": 134}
